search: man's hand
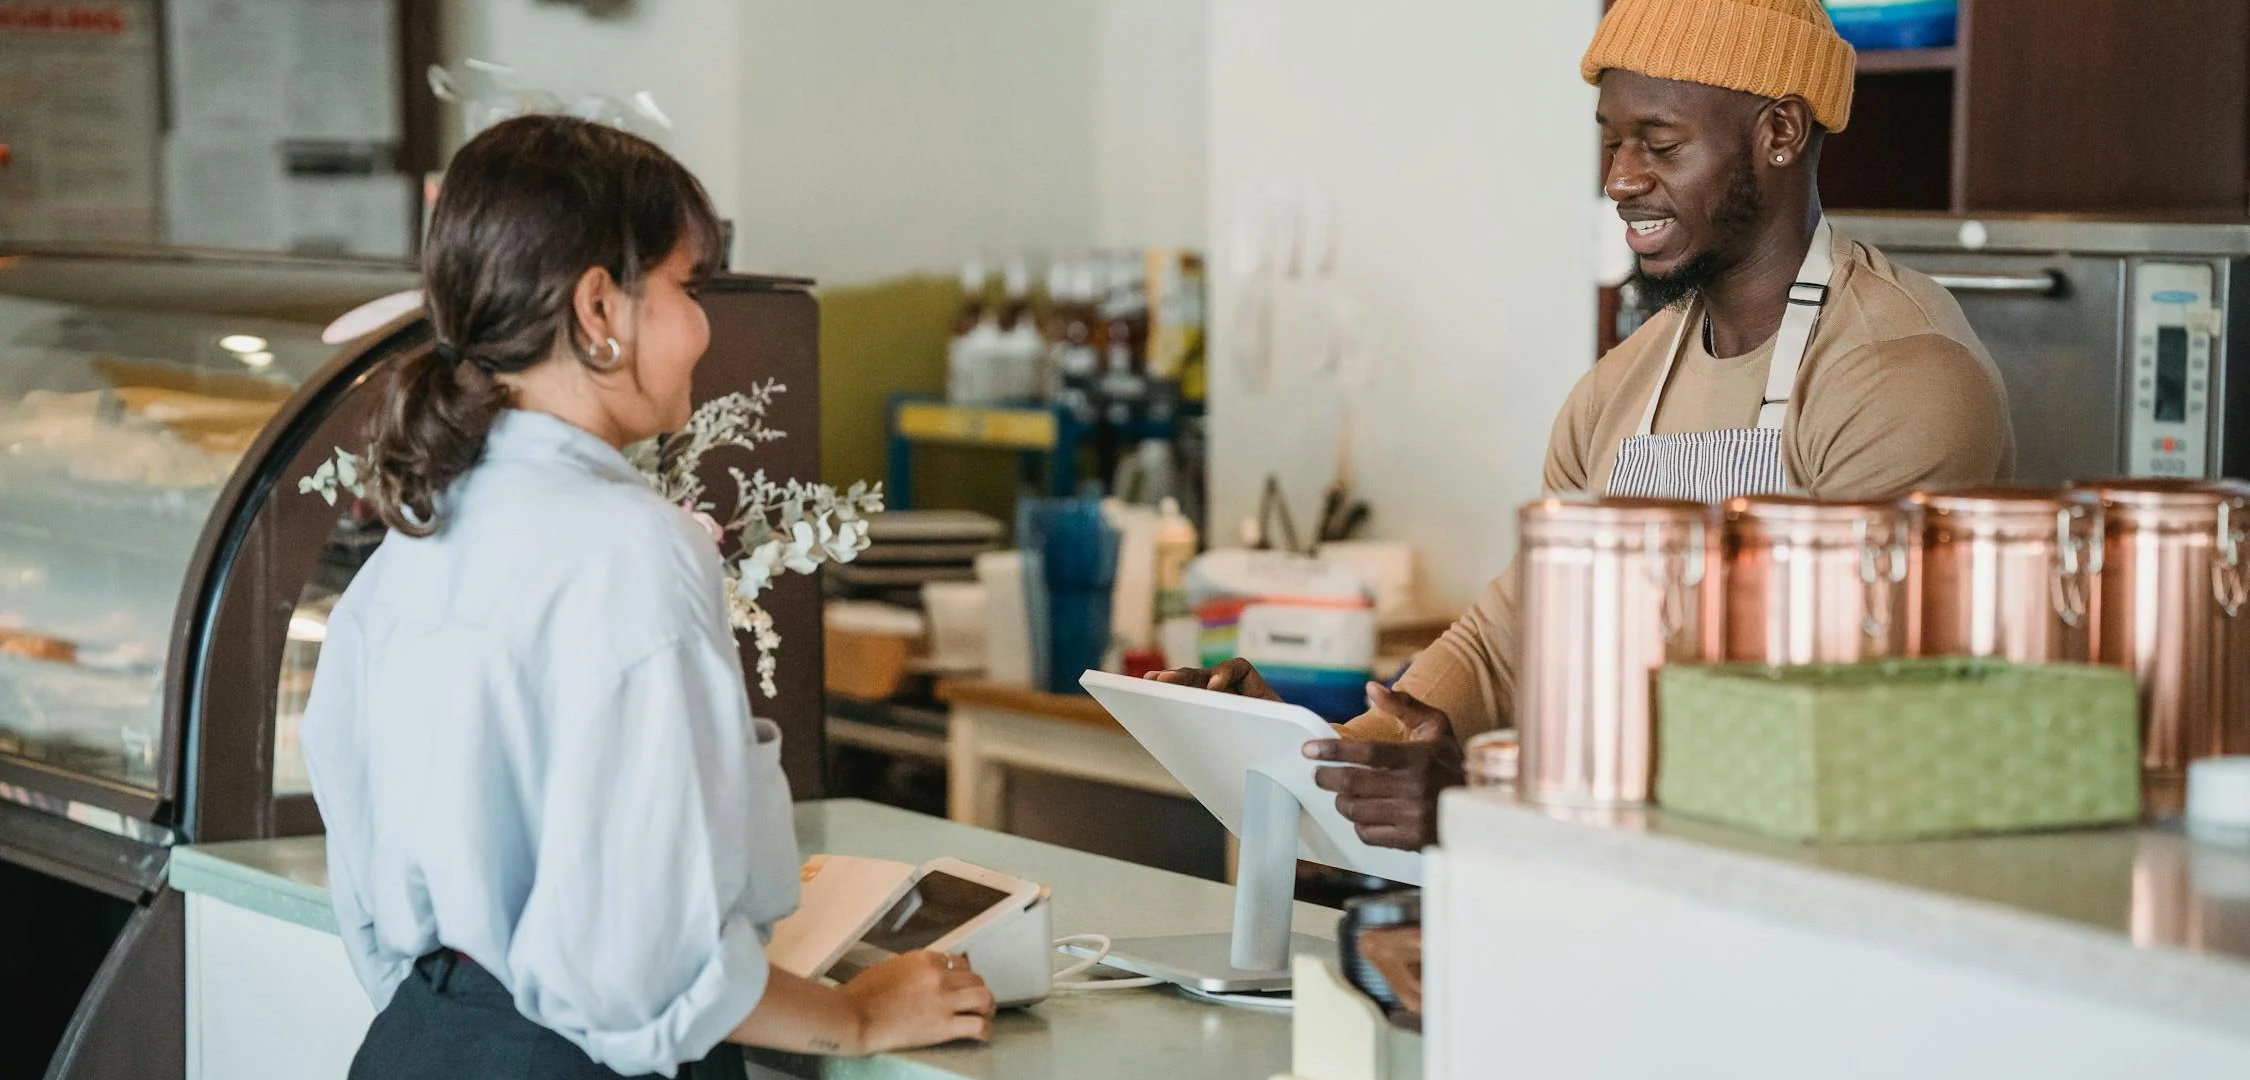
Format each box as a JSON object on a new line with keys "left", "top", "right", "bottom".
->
{"left": 1144, "top": 657, "right": 1282, "bottom": 702}
{"left": 1304, "top": 683, "right": 1464, "bottom": 851}
{"left": 1357, "top": 926, "right": 1423, "bottom": 1016}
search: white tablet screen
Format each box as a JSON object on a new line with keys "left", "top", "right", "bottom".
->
{"left": 858, "top": 871, "right": 1012, "bottom": 954}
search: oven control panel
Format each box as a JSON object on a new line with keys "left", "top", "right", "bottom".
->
{"left": 2127, "top": 262, "right": 2220, "bottom": 478}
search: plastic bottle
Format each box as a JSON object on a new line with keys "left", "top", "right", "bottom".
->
{"left": 1042, "top": 260, "right": 1079, "bottom": 402}
{"left": 1154, "top": 495, "right": 1197, "bottom": 622}
{"left": 1098, "top": 251, "right": 1151, "bottom": 425}
{"left": 1051, "top": 258, "right": 1104, "bottom": 421}
{"left": 947, "top": 260, "right": 1003, "bottom": 404}
{"left": 996, "top": 258, "right": 1046, "bottom": 401}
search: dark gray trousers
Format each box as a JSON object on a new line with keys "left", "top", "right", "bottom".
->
{"left": 349, "top": 952, "right": 746, "bottom": 1079}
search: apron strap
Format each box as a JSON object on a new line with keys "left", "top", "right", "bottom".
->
{"left": 1634, "top": 304, "right": 1698, "bottom": 438}
{"left": 1757, "top": 216, "right": 1836, "bottom": 430}
{"left": 1633, "top": 217, "right": 1839, "bottom": 438}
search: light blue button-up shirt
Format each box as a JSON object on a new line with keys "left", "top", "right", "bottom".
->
{"left": 302, "top": 409, "right": 801, "bottom": 1077}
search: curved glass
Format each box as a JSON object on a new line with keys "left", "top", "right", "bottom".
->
{"left": 0, "top": 249, "right": 413, "bottom": 799}
{"left": 274, "top": 511, "right": 389, "bottom": 796}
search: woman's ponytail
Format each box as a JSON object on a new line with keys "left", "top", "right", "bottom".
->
{"left": 367, "top": 348, "right": 510, "bottom": 537}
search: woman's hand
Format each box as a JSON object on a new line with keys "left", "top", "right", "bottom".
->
{"left": 1145, "top": 657, "right": 1283, "bottom": 702}
{"left": 730, "top": 955, "right": 993, "bottom": 1057}
{"left": 842, "top": 951, "right": 997, "bottom": 1055}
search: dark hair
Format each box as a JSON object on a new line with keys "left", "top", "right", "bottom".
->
{"left": 369, "top": 114, "right": 723, "bottom": 536}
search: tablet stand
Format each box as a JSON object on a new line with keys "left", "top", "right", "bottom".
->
{"left": 1071, "top": 670, "right": 1422, "bottom": 998}
{"left": 1070, "top": 768, "right": 1330, "bottom": 994}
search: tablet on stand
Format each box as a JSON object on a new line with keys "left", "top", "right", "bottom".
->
{"left": 1075, "top": 671, "right": 1424, "bottom": 999}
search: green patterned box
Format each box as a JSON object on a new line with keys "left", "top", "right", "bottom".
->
{"left": 1656, "top": 659, "right": 2141, "bottom": 842}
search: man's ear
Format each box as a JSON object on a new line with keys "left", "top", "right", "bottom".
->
{"left": 1759, "top": 95, "right": 1817, "bottom": 169}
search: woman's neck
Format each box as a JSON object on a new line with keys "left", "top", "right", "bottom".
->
{"left": 503, "top": 369, "right": 632, "bottom": 448}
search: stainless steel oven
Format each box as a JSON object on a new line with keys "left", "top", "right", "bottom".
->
{"left": 1831, "top": 214, "right": 2250, "bottom": 486}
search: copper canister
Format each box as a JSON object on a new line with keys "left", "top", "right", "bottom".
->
{"left": 1517, "top": 497, "right": 1721, "bottom": 809}
{"left": 1916, "top": 487, "right": 2103, "bottom": 663}
{"left": 2226, "top": 482, "right": 2250, "bottom": 781}
{"left": 1722, "top": 496, "right": 1923, "bottom": 665}
{"left": 2073, "top": 479, "right": 2250, "bottom": 818}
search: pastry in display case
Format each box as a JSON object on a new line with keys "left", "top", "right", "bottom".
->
{"left": 0, "top": 245, "right": 828, "bottom": 1080}
{"left": 1, "top": 333, "right": 314, "bottom": 792}
{"left": 0, "top": 249, "right": 412, "bottom": 818}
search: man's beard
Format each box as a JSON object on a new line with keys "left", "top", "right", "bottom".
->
{"left": 1627, "top": 157, "right": 1763, "bottom": 311}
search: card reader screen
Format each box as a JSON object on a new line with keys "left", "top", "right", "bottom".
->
{"left": 858, "top": 872, "right": 1013, "bottom": 954}
{"left": 2156, "top": 326, "right": 2189, "bottom": 423}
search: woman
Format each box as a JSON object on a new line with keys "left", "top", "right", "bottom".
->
{"left": 301, "top": 115, "right": 995, "bottom": 1079}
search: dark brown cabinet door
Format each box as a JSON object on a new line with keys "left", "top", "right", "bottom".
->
{"left": 1962, "top": 0, "right": 2250, "bottom": 215}
{"left": 694, "top": 281, "right": 827, "bottom": 800}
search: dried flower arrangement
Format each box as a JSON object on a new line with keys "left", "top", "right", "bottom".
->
{"left": 302, "top": 381, "right": 880, "bottom": 696}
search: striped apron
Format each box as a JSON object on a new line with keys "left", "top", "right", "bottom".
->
{"left": 1607, "top": 218, "right": 1838, "bottom": 502}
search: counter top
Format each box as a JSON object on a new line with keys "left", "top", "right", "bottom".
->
{"left": 172, "top": 831, "right": 338, "bottom": 932}
{"left": 172, "top": 799, "right": 1339, "bottom": 1080}
{"left": 935, "top": 678, "right": 1121, "bottom": 730}
{"left": 1439, "top": 788, "right": 2250, "bottom": 1045}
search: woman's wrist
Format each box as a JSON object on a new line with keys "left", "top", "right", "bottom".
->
{"left": 727, "top": 967, "right": 872, "bottom": 1057}
{"left": 838, "top": 992, "right": 872, "bottom": 1057}
{"left": 797, "top": 982, "right": 868, "bottom": 1056}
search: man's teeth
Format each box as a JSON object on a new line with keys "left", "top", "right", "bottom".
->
{"left": 1630, "top": 219, "right": 1674, "bottom": 236}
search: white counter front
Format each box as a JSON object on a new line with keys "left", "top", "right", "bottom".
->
{"left": 1423, "top": 787, "right": 2250, "bottom": 1079}
{"left": 170, "top": 799, "right": 1342, "bottom": 1080}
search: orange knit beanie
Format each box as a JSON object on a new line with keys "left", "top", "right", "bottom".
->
{"left": 1582, "top": 0, "right": 1858, "bottom": 133}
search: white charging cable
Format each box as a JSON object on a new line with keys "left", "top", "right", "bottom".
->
{"left": 1050, "top": 934, "right": 1163, "bottom": 992}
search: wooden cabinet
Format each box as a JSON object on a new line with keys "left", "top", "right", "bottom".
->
{"left": 1824, "top": 0, "right": 2250, "bottom": 215}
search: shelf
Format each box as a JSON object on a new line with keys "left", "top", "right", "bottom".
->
{"left": 1856, "top": 46, "right": 1962, "bottom": 75}
{"left": 893, "top": 400, "right": 1062, "bottom": 451}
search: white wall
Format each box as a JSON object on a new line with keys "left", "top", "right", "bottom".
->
{"left": 732, "top": 0, "right": 1207, "bottom": 284}
{"left": 444, "top": 2, "right": 1206, "bottom": 286}
{"left": 1205, "top": 0, "right": 1600, "bottom": 610}
{"left": 733, "top": 2, "right": 1097, "bottom": 284}
{"left": 1093, "top": 0, "right": 1209, "bottom": 251}
{"left": 444, "top": 0, "right": 749, "bottom": 256}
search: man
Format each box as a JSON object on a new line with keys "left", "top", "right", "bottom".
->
{"left": 1155, "top": 0, "right": 2014, "bottom": 851}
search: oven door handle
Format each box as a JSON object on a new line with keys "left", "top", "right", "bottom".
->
{"left": 1927, "top": 270, "right": 2065, "bottom": 297}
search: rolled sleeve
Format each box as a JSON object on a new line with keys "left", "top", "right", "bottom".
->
{"left": 1388, "top": 557, "right": 1521, "bottom": 741}
{"left": 505, "top": 634, "right": 781, "bottom": 1077}
{"left": 569, "top": 914, "right": 771, "bottom": 1076}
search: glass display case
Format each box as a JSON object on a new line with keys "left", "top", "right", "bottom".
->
{"left": 0, "top": 245, "right": 828, "bottom": 1080}
{"left": 0, "top": 248, "right": 417, "bottom": 822}
{"left": 0, "top": 244, "right": 419, "bottom": 1080}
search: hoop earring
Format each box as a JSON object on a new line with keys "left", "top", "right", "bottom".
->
{"left": 587, "top": 335, "right": 624, "bottom": 370}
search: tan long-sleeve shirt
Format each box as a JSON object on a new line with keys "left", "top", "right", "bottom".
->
{"left": 1360, "top": 225, "right": 2014, "bottom": 741}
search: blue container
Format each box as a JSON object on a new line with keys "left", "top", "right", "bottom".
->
{"left": 1017, "top": 496, "right": 1119, "bottom": 695}
{"left": 1825, "top": 0, "right": 1957, "bottom": 51}
{"left": 1263, "top": 668, "right": 1375, "bottom": 724}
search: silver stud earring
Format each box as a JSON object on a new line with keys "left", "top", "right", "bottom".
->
{"left": 1775, "top": 155, "right": 1787, "bottom": 164}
